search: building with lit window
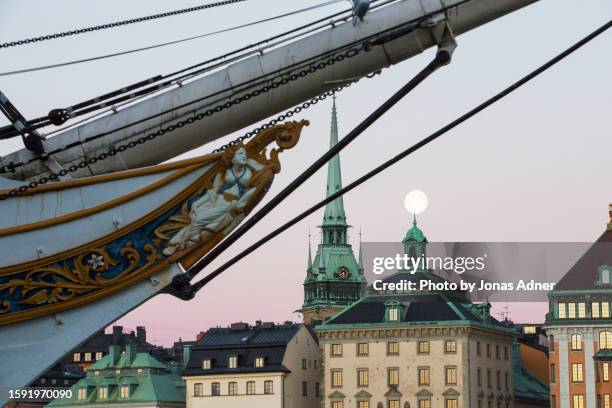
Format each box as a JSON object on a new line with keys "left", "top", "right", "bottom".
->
{"left": 46, "top": 345, "right": 185, "bottom": 408}
{"left": 544, "top": 205, "right": 612, "bottom": 408}
{"left": 315, "top": 220, "right": 521, "bottom": 408}
{"left": 182, "top": 321, "right": 321, "bottom": 408}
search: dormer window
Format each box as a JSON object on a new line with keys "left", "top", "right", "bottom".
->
{"left": 598, "top": 266, "right": 611, "bottom": 285}
{"left": 98, "top": 387, "right": 108, "bottom": 399}
{"left": 202, "top": 359, "right": 212, "bottom": 369}
{"left": 77, "top": 388, "right": 87, "bottom": 400}
{"left": 255, "top": 357, "right": 265, "bottom": 368}
{"left": 120, "top": 385, "right": 130, "bottom": 399}
{"left": 385, "top": 300, "right": 401, "bottom": 322}
{"left": 228, "top": 355, "right": 238, "bottom": 369}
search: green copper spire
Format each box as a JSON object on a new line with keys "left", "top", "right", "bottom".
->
{"left": 358, "top": 228, "right": 364, "bottom": 272}
{"left": 322, "top": 96, "right": 347, "bottom": 227}
{"left": 307, "top": 231, "right": 313, "bottom": 272}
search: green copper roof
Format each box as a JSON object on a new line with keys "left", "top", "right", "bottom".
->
{"left": 322, "top": 97, "right": 347, "bottom": 227}
{"left": 403, "top": 216, "right": 427, "bottom": 243}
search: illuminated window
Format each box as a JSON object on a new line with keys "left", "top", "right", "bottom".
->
{"left": 264, "top": 380, "right": 273, "bottom": 394}
{"left": 573, "top": 394, "right": 584, "bottom": 408}
{"left": 603, "top": 362, "right": 610, "bottom": 382}
{"left": 331, "top": 402, "right": 344, "bottom": 408}
{"left": 571, "top": 334, "right": 583, "bottom": 351}
{"left": 445, "top": 340, "right": 457, "bottom": 353}
{"left": 255, "top": 357, "right": 265, "bottom": 368}
{"left": 73, "top": 353, "right": 81, "bottom": 362}
{"left": 418, "top": 367, "right": 430, "bottom": 386}
{"left": 593, "top": 302, "right": 601, "bottom": 318}
{"left": 604, "top": 394, "right": 610, "bottom": 408}
{"left": 246, "top": 381, "right": 255, "bottom": 395}
{"left": 418, "top": 400, "right": 431, "bottom": 408}
{"left": 120, "top": 385, "right": 129, "bottom": 398}
{"left": 229, "top": 382, "right": 238, "bottom": 395}
{"left": 194, "top": 383, "right": 203, "bottom": 397}
{"left": 558, "top": 303, "right": 567, "bottom": 319}
{"left": 136, "top": 369, "right": 143, "bottom": 374}
{"left": 388, "top": 307, "right": 399, "bottom": 321}
{"left": 357, "top": 369, "right": 369, "bottom": 387}
{"left": 578, "top": 303, "right": 586, "bottom": 318}
{"left": 446, "top": 399, "right": 458, "bottom": 408}
{"left": 331, "top": 369, "right": 343, "bottom": 387}
{"left": 331, "top": 344, "right": 343, "bottom": 357}
{"left": 358, "top": 402, "right": 369, "bottom": 408}
{"left": 387, "top": 342, "right": 399, "bottom": 355}
{"left": 84, "top": 353, "right": 92, "bottom": 362}
{"left": 389, "top": 400, "right": 400, "bottom": 408}
{"left": 211, "top": 382, "right": 220, "bottom": 396}
{"left": 95, "top": 352, "right": 103, "bottom": 360}
{"left": 523, "top": 326, "right": 537, "bottom": 334}
{"left": 572, "top": 363, "right": 584, "bottom": 383}
{"left": 445, "top": 367, "right": 457, "bottom": 385}
{"left": 357, "top": 343, "right": 369, "bottom": 356}
{"left": 202, "top": 359, "right": 211, "bottom": 369}
{"left": 418, "top": 341, "right": 430, "bottom": 354}
{"left": 98, "top": 387, "right": 108, "bottom": 399}
{"left": 603, "top": 303, "right": 610, "bottom": 318}
{"left": 77, "top": 388, "right": 87, "bottom": 400}
{"left": 601, "top": 331, "right": 612, "bottom": 349}
{"left": 388, "top": 368, "right": 399, "bottom": 386}
{"left": 228, "top": 355, "right": 237, "bottom": 368}
{"left": 568, "top": 303, "right": 576, "bottom": 319}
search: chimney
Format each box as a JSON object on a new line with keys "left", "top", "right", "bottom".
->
{"left": 230, "top": 322, "right": 249, "bottom": 330}
{"left": 255, "top": 320, "right": 262, "bottom": 327}
{"left": 125, "top": 345, "right": 136, "bottom": 364}
{"left": 108, "top": 345, "right": 121, "bottom": 366}
{"left": 136, "top": 326, "right": 146, "bottom": 344}
{"left": 111, "top": 326, "right": 123, "bottom": 343}
{"left": 183, "top": 345, "right": 192, "bottom": 368}
{"left": 196, "top": 331, "right": 205, "bottom": 342}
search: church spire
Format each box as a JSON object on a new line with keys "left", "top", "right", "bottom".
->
{"left": 358, "top": 228, "right": 364, "bottom": 272}
{"left": 322, "top": 96, "right": 347, "bottom": 227}
{"left": 307, "top": 230, "right": 313, "bottom": 271}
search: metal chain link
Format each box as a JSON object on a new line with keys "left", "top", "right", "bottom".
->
{"left": 0, "top": 0, "right": 246, "bottom": 49}
{"left": 0, "top": 43, "right": 374, "bottom": 200}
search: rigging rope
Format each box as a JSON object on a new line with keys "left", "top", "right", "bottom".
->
{"left": 0, "top": 0, "right": 247, "bottom": 49}
{"left": 180, "top": 19, "right": 612, "bottom": 296}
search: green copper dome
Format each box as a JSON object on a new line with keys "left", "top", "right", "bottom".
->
{"left": 402, "top": 217, "right": 427, "bottom": 243}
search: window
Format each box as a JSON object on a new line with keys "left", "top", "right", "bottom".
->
{"left": 602, "top": 268, "right": 611, "bottom": 284}
{"left": 604, "top": 302, "right": 611, "bottom": 318}
{"left": 315, "top": 382, "right": 320, "bottom": 397}
{"left": 331, "top": 369, "right": 343, "bottom": 387}
{"left": 211, "top": 382, "right": 220, "bottom": 396}
{"left": 84, "top": 352, "right": 92, "bottom": 362}
{"left": 388, "top": 307, "right": 399, "bottom": 321}
{"left": 389, "top": 400, "right": 400, "bottom": 408}
{"left": 496, "top": 370, "right": 501, "bottom": 390}
{"left": 601, "top": 331, "right": 612, "bottom": 349}
{"left": 301, "top": 358, "right": 306, "bottom": 369}
{"left": 194, "top": 383, "right": 203, "bottom": 397}
{"left": 551, "top": 395, "right": 556, "bottom": 408}
{"left": 254, "top": 356, "right": 265, "bottom": 368}
{"left": 572, "top": 363, "right": 584, "bottom": 383}
{"left": 504, "top": 346, "right": 509, "bottom": 361}
{"left": 551, "top": 364, "right": 556, "bottom": 383}
{"left": 120, "top": 385, "right": 129, "bottom": 398}
{"left": 571, "top": 333, "right": 583, "bottom": 351}
{"left": 314, "top": 360, "right": 318, "bottom": 369}
{"left": 202, "top": 359, "right": 211, "bottom": 369}
{"left": 558, "top": 303, "right": 567, "bottom": 319}
{"left": 388, "top": 368, "right": 399, "bottom": 386}
{"left": 40, "top": 378, "right": 46, "bottom": 384}
{"left": 477, "top": 367, "right": 482, "bottom": 386}
{"left": 95, "top": 352, "right": 103, "bottom": 360}
{"left": 604, "top": 394, "right": 610, "bottom": 408}
{"left": 246, "top": 381, "right": 256, "bottom": 395}
{"left": 476, "top": 341, "right": 481, "bottom": 355}
{"left": 73, "top": 353, "right": 80, "bottom": 362}
{"left": 357, "top": 343, "right": 369, "bottom": 356}
{"left": 332, "top": 402, "right": 344, "bottom": 408}
{"left": 331, "top": 344, "right": 343, "bottom": 357}
{"left": 115, "top": 369, "right": 121, "bottom": 375}
{"left": 418, "top": 341, "right": 430, "bottom": 354}
{"left": 593, "top": 302, "right": 601, "bottom": 318}
{"left": 523, "top": 326, "right": 537, "bottom": 334}
{"left": 603, "top": 362, "right": 610, "bottom": 382}
{"left": 445, "top": 367, "right": 457, "bottom": 385}
{"left": 418, "top": 367, "right": 430, "bottom": 386}
{"left": 572, "top": 394, "right": 584, "bottom": 408}
{"left": 94, "top": 370, "right": 100, "bottom": 376}
{"left": 418, "top": 400, "right": 431, "bottom": 408}
{"left": 487, "top": 369, "right": 492, "bottom": 388}
{"left": 486, "top": 343, "right": 491, "bottom": 358}
{"left": 264, "top": 380, "right": 273, "bottom": 394}
{"left": 446, "top": 399, "right": 458, "bottom": 408}
{"left": 302, "top": 381, "right": 308, "bottom": 396}
{"left": 77, "top": 388, "right": 87, "bottom": 400}
{"left": 357, "top": 368, "right": 369, "bottom": 387}
{"left": 568, "top": 303, "right": 576, "bottom": 318}
{"left": 98, "top": 387, "right": 108, "bottom": 399}
{"left": 387, "top": 341, "right": 399, "bottom": 355}
{"left": 358, "top": 402, "right": 369, "bottom": 408}
{"left": 229, "top": 381, "right": 238, "bottom": 395}
{"left": 578, "top": 302, "right": 586, "bottom": 318}
{"left": 505, "top": 372, "right": 509, "bottom": 391}
{"left": 136, "top": 368, "right": 143, "bottom": 374}
{"left": 495, "top": 345, "right": 500, "bottom": 359}
{"left": 445, "top": 340, "right": 457, "bottom": 353}
{"left": 228, "top": 355, "right": 237, "bottom": 368}
{"left": 550, "top": 335, "right": 555, "bottom": 351}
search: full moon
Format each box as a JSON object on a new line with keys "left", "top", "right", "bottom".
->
{"left": 404, "top": 190, "right": 428, "bottom": 214}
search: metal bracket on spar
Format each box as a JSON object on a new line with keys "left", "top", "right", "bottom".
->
{"left": 423, "top": 15, "right": 458, "bottom": 64}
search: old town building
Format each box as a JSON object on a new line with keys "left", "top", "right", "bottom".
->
{"left": 544, "top": 205, "right": 612, "bottom": 408}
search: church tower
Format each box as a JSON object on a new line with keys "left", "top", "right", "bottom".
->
{"left": 301, "top": 98, "right": 366, "bottom": 325}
